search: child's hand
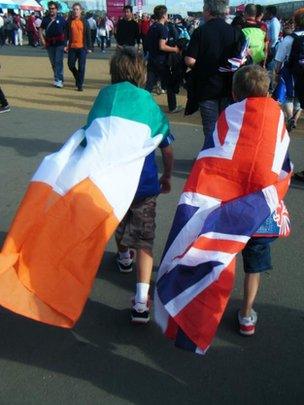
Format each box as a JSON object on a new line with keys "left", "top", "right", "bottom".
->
{"left": 159, "top": 175, "right": 171, "bottom": 194}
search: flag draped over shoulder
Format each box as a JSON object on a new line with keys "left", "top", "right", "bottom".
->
{"left": 155, "top": 97, "right": 291, "bottom": 355}
{"left": 0, "top": 82, "right": 170, "bottom": 328}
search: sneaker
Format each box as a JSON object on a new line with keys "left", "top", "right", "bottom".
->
{"left": 238, "top": 309, "right": 258, "bottom": 336}
{"left": 131, "top": 301, "right": 150, "bottom": 324}
{"left": 169, "top": 105, "right": 183, "bottom": 114}
{"left": 54, "top": 80, "right": 63, "bottom": 88}
{"left": 0, "top": 105, "right": 10, "bottom": 114}
{"left": 116, "top": 251, "right": 133, "bottom": 273}
{"left": 77, "top": 87, "right": 83, "bottom": 92}
{"left": 286, "top": 117, "right": 296, "bottom": 132}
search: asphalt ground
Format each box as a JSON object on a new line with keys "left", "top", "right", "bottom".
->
{"left": 0, "top": 46, "right": 304, "bottom": 405}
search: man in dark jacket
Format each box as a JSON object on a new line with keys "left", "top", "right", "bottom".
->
{"left": 185, "top": 0, "right": 245, "bottom": 149}
{"left": 40, "top": 1, "right": 67, "bottom": 88}
{"left": 115, "top": 5, "right": 140, "bottom": 48}
{"left": 65, "top": 2, "right": 91, "bottom": 91}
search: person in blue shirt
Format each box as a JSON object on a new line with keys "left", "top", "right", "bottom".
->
{"left": 112, "top": 48, "right": 174, "bottom": 324}
{"left": 39, "top": 1, "right": 67, "bottom": 88}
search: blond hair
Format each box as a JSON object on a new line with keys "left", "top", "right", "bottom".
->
{"left": 110, "top": 48, "right": 146, "bottom": 88}
{"left": 233, "top": 65, "right": 270, "bottom": 101}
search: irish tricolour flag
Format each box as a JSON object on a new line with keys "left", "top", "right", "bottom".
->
{"left": 0, "top": 82, "right": 170, "bottom": 327}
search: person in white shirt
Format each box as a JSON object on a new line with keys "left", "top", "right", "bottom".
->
{"left": 87, "top": 14, "right": 97, "bottom": 51}
{"left": 274, "top": 14, "right": 304, "bottom": 131}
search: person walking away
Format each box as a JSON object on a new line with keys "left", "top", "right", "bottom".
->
{"left": 39, "top": 1, "right": 67, "bottom": 89}
{"left": 265, "top": 5, "right": 281, "bottom": 88}
{"left": 5, "top": 13, "right": 14, "bottom": 45}
{"left": 105, "top": 16, "right": 114, "bottom": 48}
{"left": 276, "top": 8, "right": 304, "bottom": 182}
{"left": 273, "top": 17, "right": 302, "bottom": 132}
{"left": 145, "top": 5, "right": 182, "bottom": 114}
{"left": 115, "top": 5, "right": 140, "bottom": 48}
{"left": 242, "top": 4, "right": 267, "bottom": 66}
{"left": 185, "top": 0, "right": 245, "bottom": 149}
{"left": 13, "top": 13, "right": 23, "bottom": 46}
{"left": 97, "top": 16, "right": 107, "bottom": 53}
{"left": 26, "top": 13, "right": 39, "bottom": 47}
{"left": 111, "top": 48, "right": 174, "bottom": 324}
{"left": 231, "top": 66, "right": 290, "bottom": 336}
{"left": 139, "top": 13, "right": 150, "bottom": 55}
{"left": 65, "top": 3, "right": 91, "bottom": 92}
{"left": 87, "top": 13, "right": 97, "bottom": 51}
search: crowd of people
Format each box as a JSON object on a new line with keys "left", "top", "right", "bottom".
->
{"left": 0, "top": 0, "right": 302, "bottom": 342}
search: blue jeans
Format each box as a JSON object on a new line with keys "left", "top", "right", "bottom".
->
{"left": 67, "top": 48, "right": 87, "bottom": 89}
{"left": 47, "top": 45, "right": 64, "bottom": 82}
{"left": 199, "top": 98, "right": 231, "bottom": 150}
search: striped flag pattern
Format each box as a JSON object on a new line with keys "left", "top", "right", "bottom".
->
{"left": 155, "top": 97, "right": 291, "bottom": 354}
{"left": 0, "top": 82, "right": 170, "bottom": 328}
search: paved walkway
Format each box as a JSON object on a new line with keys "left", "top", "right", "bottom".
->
{"left": 0, "top": 46, "right": 303, "bottom": 404}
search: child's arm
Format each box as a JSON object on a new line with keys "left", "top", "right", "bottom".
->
{"left": 159, "top": 145, "right": 173, "bottom": 194}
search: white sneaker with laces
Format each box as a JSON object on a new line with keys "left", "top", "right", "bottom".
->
{"left": 238, "top": 309, "right": 258, "bottom": 336}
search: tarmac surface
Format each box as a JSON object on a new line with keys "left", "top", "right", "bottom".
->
{"left": 0, "top": 45, "right": 304, "bottom": 404}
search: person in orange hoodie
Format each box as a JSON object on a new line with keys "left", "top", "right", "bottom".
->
{"left": 65, "top": 3, "right": 91, "bottom": 91}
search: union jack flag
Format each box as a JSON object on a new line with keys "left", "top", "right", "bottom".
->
{"left": 154, "top": 97, "right": 292, "bottom": 354}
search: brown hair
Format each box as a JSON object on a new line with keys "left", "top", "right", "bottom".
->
{"left": 153, "top": 5, "right": 167, "bottom": 20}
{"left": 232, "top": 65, "right": 270, "bottom": 101}
{"left": 72, "top": 2, "right": 82, "bottom": 9}
{"left": 110, "top": 48, "right": 146, "bottom": 88}
{"left": 294, "top": 8, "right": 304, "bottom": 29}
{"left": 245, "top": 4, "right": 257, "bottom": 18}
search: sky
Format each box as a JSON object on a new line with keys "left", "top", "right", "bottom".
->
{"left": 144, "top": 0, "right": 293, "bottom": 15}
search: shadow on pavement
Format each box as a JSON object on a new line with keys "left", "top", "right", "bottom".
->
{"left": 0, "top": 136, "right": 62, "bottom": 157}
{"left": 291, "top": 178, "right": 304, "bottom": 190}
{"left": 0, "top": 284, "right": 303, "bottom": 404}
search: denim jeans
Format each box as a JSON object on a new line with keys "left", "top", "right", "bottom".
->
{"left": 47, "top": 45, "right": 64, "bottom": 82}
{"left": 199, "top": 98, "right": 231, "bottom": 150}
{"left": 68, "top": 48, "right": 87, "bottom": 89}
{"left": 145, "top": 61, "right": 177, "bottom": 111}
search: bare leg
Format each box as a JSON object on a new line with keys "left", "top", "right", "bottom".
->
{"left": 283, "top": 101, "right": 293, "bottom": 120}
{"left": 136, "top": 248, "right": 153, "bottom": 284}
{"left": 240, "top": 273, "right": 260, "bottom": 318}
{"left": 294, "top": 108, "right": 302, "bottom": 126}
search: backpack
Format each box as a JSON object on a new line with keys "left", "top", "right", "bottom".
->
{"left": 176, "top": 25, "right": 190, "bottom": 41}
{"left": 242, "top": 25, "right": 266, "bottom": 64}
{"left": 288, "top": 33, "right": 304, "bottom": 76}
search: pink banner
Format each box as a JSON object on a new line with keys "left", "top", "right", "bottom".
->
{"left": 106, "top": 0, "right": 126, "bottom": 19}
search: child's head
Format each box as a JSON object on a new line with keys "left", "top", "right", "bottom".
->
{"left": 232, "top": 65, "right": 270, "bottom": 101}
{"left": 110, "top": 48, "right": 146, "bottom": 88}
